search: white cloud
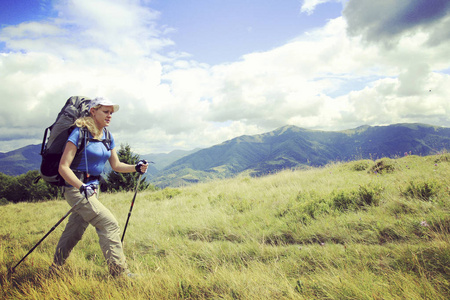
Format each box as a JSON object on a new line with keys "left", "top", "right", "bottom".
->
{"left": 340, "top": 71, "right": 450, "bottom": 127}
{"left": 1, "top": 22, "right": 63, "bottom": 40}
{"left": 300, "top": 0, "right": 342, "bottom": 15}
{"left": 0, "top": 0, "right": 449, "bottom": 154}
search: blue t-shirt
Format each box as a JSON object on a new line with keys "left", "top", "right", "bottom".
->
{"left": 68, "top": 127, "right": 115, "bottom": 183}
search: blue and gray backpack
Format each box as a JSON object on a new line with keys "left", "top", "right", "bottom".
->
{"left": 38, "top": 96, "right": 111, "bottom": 185}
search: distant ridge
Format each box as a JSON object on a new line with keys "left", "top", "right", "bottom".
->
{"left": 0, "top": 144, "right": 41, "bottom": 176}
{"left": 152, "top": 123, "right": 450, "bottom": 187}
{"left": 1, "top": 123, "right": 450, "bottom": 187}
{"left": 0, "top": 145, "right": 199, "bottom": 177}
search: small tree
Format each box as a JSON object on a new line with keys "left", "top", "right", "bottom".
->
{"left": 0, "top": 173, "right": 20, "bottom": 202}
{"left": 0, "top": 171, "right": 59, "bottom": 203}
{"left": 19, "top": 170, "right": 57, "bottom": 201}
{"left": 106, "top": 144, "right": 150, "bottom": 192}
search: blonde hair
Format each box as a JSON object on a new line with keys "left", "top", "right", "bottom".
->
{"left": 74, "top": 105, "right": 103, "bottom": 139}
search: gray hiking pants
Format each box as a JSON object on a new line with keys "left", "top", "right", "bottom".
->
{"left": 53, "top": 186, "right": 128, "bottom": 276}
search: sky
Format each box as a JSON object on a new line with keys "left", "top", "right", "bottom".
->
{"left": 1, "top": 0, "right": 450, "bottom": 154}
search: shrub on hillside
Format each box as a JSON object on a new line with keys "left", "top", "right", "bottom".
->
{"left": 280, "top": 191, "right": 333, "bottom": 224}
{"left": 368, "top": 158, "right": 397, "bottom": 174}
{"left": 434, "top": 152, "right": 450, "bottom": 163}
{"left": 332, "top": 184, "right": 382, "bottom": 211}
{"left": 349, "top": 160, "right": 372, "bottom": 171}
{"left": 299, "top": 198, "right": 332, "bottom": 220}
{"left": 402, "top": 179, "right": 441, "bottom": 201}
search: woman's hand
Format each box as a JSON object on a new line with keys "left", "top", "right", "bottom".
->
{"left": 135, "top": 160, "right": 148, "bottom": 174}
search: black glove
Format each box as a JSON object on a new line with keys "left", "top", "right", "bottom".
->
{"left": 79, "top": 183, "right": 97, "bottom": 199}
{"left": 135, "top": 160, "right": 148, "bottom": 175}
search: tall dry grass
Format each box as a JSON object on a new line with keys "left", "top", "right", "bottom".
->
{"left": 1, "top": 153, "right": 449, "bottom": 299}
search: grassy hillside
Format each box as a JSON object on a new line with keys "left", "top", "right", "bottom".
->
{"left": 1, "top": 153, "right": 449, "bottom": 299}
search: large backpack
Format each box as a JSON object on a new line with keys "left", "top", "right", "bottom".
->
{"left": 38, "top": 96, "right": 111, "bottom": 186}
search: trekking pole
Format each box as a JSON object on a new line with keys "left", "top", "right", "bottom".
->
{"left": 10, "top": 196, "right": 85, "bottom": 274}
{"left": 121, "top": 173, "right": 142, "bottom": 244}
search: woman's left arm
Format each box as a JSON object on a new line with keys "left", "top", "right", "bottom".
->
{"left": 109, "top": 148, "right": 148, "bottom": 173}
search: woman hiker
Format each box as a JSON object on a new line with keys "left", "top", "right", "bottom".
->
{"left": 51, "top": 96, "right": 148, "bottom": 277}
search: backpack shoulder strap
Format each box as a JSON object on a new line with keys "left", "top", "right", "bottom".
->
{"left": 78, "top": 127, "right": 112, "bottom": 151}
{"left": 102, "top": 128, "right": 112, "bottom": 151}
{"left": 70, "top": 127, "right": 89, "bottom": 170}
{"left": 76, "top": 127, "right": 89, "bottom": 152}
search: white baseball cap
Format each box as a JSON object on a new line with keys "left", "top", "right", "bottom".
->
{"left": 89, "top": 97, "right": 120, "bottom": 112}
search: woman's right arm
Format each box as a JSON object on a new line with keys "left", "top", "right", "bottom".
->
{"left": 58, "top": 142, "right": 84, "bottom": 189}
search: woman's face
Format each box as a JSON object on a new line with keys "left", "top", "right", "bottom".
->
{"left": 92, "top": 105, "right": 114, "bottom": 128}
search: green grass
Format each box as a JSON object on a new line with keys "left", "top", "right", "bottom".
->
{"left": 1, "top": 154, "right": 449, "bottom": 299}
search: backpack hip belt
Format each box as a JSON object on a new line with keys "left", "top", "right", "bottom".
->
{"left": 71, "top": 171, "right": 101, "bottom": 185}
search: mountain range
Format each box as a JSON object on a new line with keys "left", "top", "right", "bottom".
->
{"left": 150, "top": 123, "right": 450, "bottom": 187}
{"left": 1, "top": 123, "right": 450, "bottom": 187}
{"left": 0, "top": 144, "right": 196, "bottom": 177}
{"left": 0, "top": 144, "right": 42, "bottom": 176}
